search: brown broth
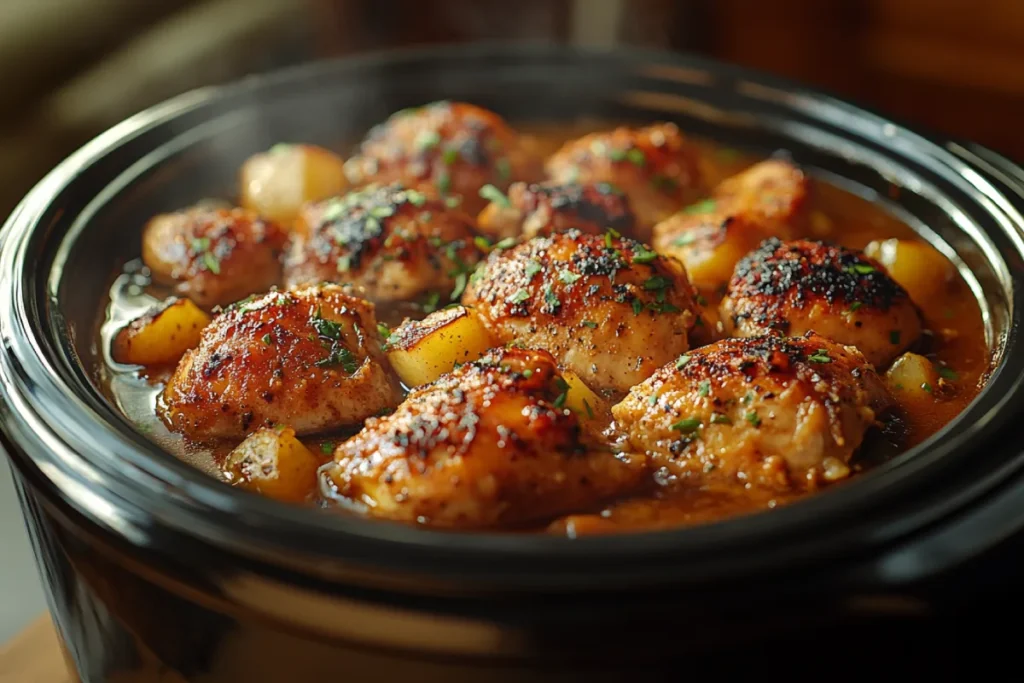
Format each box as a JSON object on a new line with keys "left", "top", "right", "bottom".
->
{"left": 98, "top": 125, "right": 991, "bottom": 533}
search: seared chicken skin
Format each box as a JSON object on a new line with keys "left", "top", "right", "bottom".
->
{"left": 476, "top": 181, "right": 638, "bottom": 241}
{"left": 721, "top": 238, "right": 923, "bottom": 368}
{"left": 161, "top": 284, "right": 400, "bottom": 439}
{"left": 142, "top": 206, "right": 288, "bottom": 309}
{"left": 544, "top": 123, "right": 702, "bottom": 235}
{"left": 612, "top": 333, "right": 891, "bottom": 491}
{"left": 653, "top": 160, "right": 808, "bottom": 291}
{"left": 323, "top": 347, "right": 647, "bottom": 528}
{"left": 461, "top": 230, "right": 699, "bottom": 396}
{"left": 283, "top": 183, "right": 483, "bottom": 305}
{"left": 343, "top": 101, "right": 542, "bottom": 214}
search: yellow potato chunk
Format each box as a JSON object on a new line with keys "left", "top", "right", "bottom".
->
{"left": 386, "top": 306, "right": 495, "bottom": 387}
{"left": 239, "top": 143, "right": 347, "bottom": 225}
{"left": 559, "top": 368, "right": 607, "bottom": 422}
{"left": 112, "top": 298, "right": 210, "bottom": 367}
{"left": 223, "top": 427, "right": 322, "bottom": 503}
{"left": 885, "top": 352, "right": 942, "bottom": 401}
{"left": 864, "top": 238, "right": 955, "bottom": 306}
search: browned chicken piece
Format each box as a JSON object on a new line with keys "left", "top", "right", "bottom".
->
{"left": 720, "top": 238, "right": 923, "bottom": 368}
{"left": 653, "top": 159, "right": 808, "bottom": 291}
{"left": 322, "top": 347, "right": 648, "bottom": 528}
{"left": 343, "top": 101, "right": 542, "bottom": 214}
{"left": 161, "top": 284, "right": 401, "bottom": 440}
{"left": 283, "top": 183, "right": 483, "bottom": 306}
{"left": 142, "top": 206, "right": 288, "bottom": 309}
{"left": 611, "top": 332, "right": 891, "bottom": 492}
{"left": 476, "top": 181, "right": 638, "bottom": 241}
{"left": 461, "top": 230, "right": 699, "bottom": 396}
{"left": 544, "top": 123, "right": 702, "bottom": 235}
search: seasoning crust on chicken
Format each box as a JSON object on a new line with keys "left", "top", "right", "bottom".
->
{"left": 343, "top": 101, "right": 542, "bottom": 213}
{"left": 720, "top": 238, "right": 923, "bottom": 368}
{"left": 611, "top": 332, "right": 891, "bottom": 491}
{"left": 323, "top": 348, "right": 647, "bottom": 528}
{"left": 142, "top": 206, "right": 288, "bottom": 309}
{"left": 283, "top": 183, "right": 482, "bottom": 305}
{"left": 545, "top": 123, "right": 703, "bottom": 235}
{"left": 161, "top": 284, "right": 400, "bottom": 440}
{"left": 461, "top": 230, "right": 699, "bottom": 396}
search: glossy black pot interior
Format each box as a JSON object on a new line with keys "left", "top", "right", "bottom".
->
{"left": 4, "top": 44, "right": 1024, "bottom": 680}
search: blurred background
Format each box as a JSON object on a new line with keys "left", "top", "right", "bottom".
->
{"left": 2, "top": 0, "right": 1023, "bottom": 217}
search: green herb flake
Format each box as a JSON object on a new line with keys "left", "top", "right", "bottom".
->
{"left": 422, "top": 291, "right": 441, "bottom": 313}
{"left": 847, "top": 263, "right": 876, "bottom": 275}
{"left": 369, "top": 205, "right": 395, "bottom": 219}
{"left": 849, "top": 302, "right": 863, "bottom": 312}
{"left": 581, "top": 320, "right": 598, "bottom": 329}
{"left": 632, "top": 244, "right": 659, "bottom": 264}
{"left": 521, "top": 369, "right": 533, "bottom": 379}
{"left": 336, "top": 254, "right": 352, "bottom": 273}
{"left": 710, "top": 413, "right": 732, "bottom": 425}
{"left": 450, "top": 272, "right": 468, "bottom": 300}
{"left": 675, "top": 354, "right": 691, "bottom": 369}
{"left": 320, "top": 441, "right": 334, "bottom": 455}
{"left": 261, "top": 333, "right": 273, "bottom": 345}
{"left": 202, "top": 251, "right": 221, "bottom": 275}
{"left": 510, "top": 288, "right": 530, "bottom": 304}
{"left": 672, "top": 233, "right": 698, "bottom": 247}
{"left": 190, "top": 236, "right": 211, "bottom": 253}
{"left": 473, "top": 236, "right": 492, "bottom": 252}
{"left": 648, "top": 394, "right": 658, "bottom": 406}
{"left": 376, "top": 322, "right": 391, "bottom": 341}
{"left": 495, "top": 157, "right": 511, "bottom": 182}
{"left": 607, "top": 148, "right": 627, "bottom": 162}
{"left": 437, "top": 171, "right": 452, "bottom": 195}
{"left": 418, "top": 211, "right": 433, "bottom": 223}
{"left": 683, "top": 199, "right": 717, "bottom": 215}
{"left": 745, "top": 410, "right": 762, "bottom": 427}
{"left": 671, "top": 417, "right": 701, "bottom": 433}
{"left": 493, "top": 237, "right": 517, "bottom": 250}
{"left": 543, "top": 283, "right": 561, "bottom": 311}
{"left": 583, "top": 398, "right": 595, "bottom": 419}
{"left": 651, "top": 174, "right": 679, "bottom": 192}
{"left": 311, "top": 309, "right": 342, "bottom": 341}
{"left": 922, "top": 382, "right": 934, "bottom": 394}
{"left": 316, "top": 346, "right": 359, "bottom": 373}
{"left": 938, "top": 366, "right": 959, "bottom": 381}
{"left": 415, "top": 129, "right": 441, "bottom": 152}
{"left": 405, "top": 189, "right": 427, "bottom": 207}
{"left": 807, "top": 349, "right": 832, "bottom": 364}
{"left": 478, "top": 183, "right": 510, "bottom": 207}
{"left": 525, "top": 260, "right": 543, "bottom": 280}
{"left": 626, "top": 148, "right": 646, "bottom": 166}
{"left": 698, "top": 380, "right": 711, "bottom": 397}
{"left": 441, "top": 147, "right": 459, "bottom": 166}
{"left": 604, "top": 231, "right": 615, "bottom": 249}
{"left": 632, "top": 298, "right": 644, "bottom": 316}
{"left": 558, "top": 269, "right": 582, "bottom": 285}
{"left": 643, "top": 275, "right": 673, "bottom": 291}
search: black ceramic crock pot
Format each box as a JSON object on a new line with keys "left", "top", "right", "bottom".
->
{"left": 3, "top": 45, "right": 1024, "bottom": 681}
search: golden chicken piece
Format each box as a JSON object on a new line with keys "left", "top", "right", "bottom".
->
{"left": 544, "top": 123, "right": 702, "bottom": 234}
{"left": 322, "top": 348, "right": 648, "bottom": 528}
{"left": 141, "top": 206, "right": 288, "bottom": 309}
{"left": 653, "top": 159, "right": 808, "bottom": 291}
{"left": 720, "top": 238, "right": 923, "bottom": 368}
{"left": 282, "top": 184, "right": 483, "bottom": 306}
{"left": 343, "top": 101, "right": 542, "bottom": 214}
{"left": 476, "top": 181, "right": 638, "bottom": 241}
{"left": 611, "top": 332, "right": 891, "bottom": 492}
{"left": 161, "top": 284, "right": 401, "bottom": 440}
{"left": 461, "top": 230, "right": 699, "bottom": 396}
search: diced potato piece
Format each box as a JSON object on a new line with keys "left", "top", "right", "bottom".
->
{"left": 864, "top": 238, "right": 955, "bottom": 306}
{"left": 885, "top": 352, "right": 942, "bottom": 401}
{"left": 224, "top": 427, "right": 322, "bottom": 503}
{"left": 560, "top": 369, "right": 608, "bottom": 422}
{"left": 386, "top": 306, "right": 495, "bottom": 387}
{"left": 239, "top": 143, "right": 347, "bottom": 225}
{"left": 112, "top": 298, "right": 210, "bottom": 366}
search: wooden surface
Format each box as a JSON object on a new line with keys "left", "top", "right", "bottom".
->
{"left": 0, "top": 615, "right": 70, "bottom": 683}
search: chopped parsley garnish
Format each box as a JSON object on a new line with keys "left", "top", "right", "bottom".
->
{"left": 558, "top": 269, "right": 582, "bottom": 284}
{"left": 419, "top": 211, "right": 433, "bottom": 222}
{"left": 441, "top": 147, "right": 459, "bottom": 166}
{"left": 190, "top": 236, "right": 211, "bottom": 253}
{"left": 521, "top": 369, "right": 533, "bottom": 379}
{"left": 643, "top": 275, "right": 673, "bottom": 291}
{"left": 675, "top": 354, "right": 691, "bottom": 369}
{"left": 671, "top": 417, "right": 701, "bottom": 433}
{"left": 320, "top": 441, "right": 334, "bottom": 455}
{"left": 683, "top": 199, "right": 717, "bottom": 215}
{"left": 415, "top": 129, "right": 441, "bottom": 151}
{"left": 493, "top": 237, "right": 517, "bottom": 250}
{"left": 890, "top": 330, "right": 901, "bottom": 345}
{"left": 581, "top": 320, "right": 598, "bottom": 329}
{"left": 938, "top": 366, "right": 959, "bottom": 381}
{"left": 742, "top": 392, "right": 754, "bottom": 405}
{"left": 316, "top": 345, "right": 358, "bottom": 373}
{"left": 311, "top": 308, "right": 342, "bottom": 341}
{"left": 632, "top": 298, "right": 644, "bottom": 316}
{"left": 922, "top": 382, "right": 934, "bottom": 394}
{"left": 698, "top": 380, "right": 711, "bottom": 397}
{"left": 604, "top": 231, "right": 615, "bottom": 249}
{"left": 202, "top": 252, "right": 221, "bottom": 275}
{"left": 626, "top": 148, "right": 646, "bottom": 166}
{"left": 422, "top": 291, "right": 441, "bottom": 313}
{"left": 525, "top": 260, "right": 542, "bottom": 280}
{"left": 607, "top": 148, "right": 627, "bottom": 162}
{"left": 473, "top": 235, "right": 492, "bottom": 252}
{"left": 369, "top": 205, "right": 395, "bottom": 218}
{"left": 543, "top": 283, "right": 561, "bottom": 312}
{"left": 336, "top": 254, "right": 352, "bottom": 272}
{"left": 632, "top": 244, "right": 659, "bottom": 264}
{"left": 583, "top": 398, "right": 595, "bottom": 419}
{"left": 745, "top": 410, "right": 761, "bottom": 427}
{"left": 495, "top": 158, "right": 511, "bottom": 182}
{"left": 807, "top": 349, "right": 832, "bottom": 364}
{"left": 261, "top": 333, "right": 273, "bottom": 345}
{"left": 849, "top": 301, "right": 863, "bottom": 312}
{"left": 648, "top": 394, "right": 658, "bottom": 405}
{"left": 450, "top": 272, "right": 468, "bottom": 300}
{"left": 405, "top": 189, "right": 427, "bottom": 207}
{"left": 672, "top": 233, "right": 697, "bottom": 247}
{"left": 444, "top": 196, "right": 462, "bottom": 208}
{"left": 710, "top": 413, "right": 732, "bottom": 425}
{"left": 437, "top": 171, "right": 452, "bottom": 195}
{"left": 376, "top": 322, "right": 391, "bottom": 341}
{"left": 553, "top": 377, "right": 570, "bottom": 409}
{"left": 847, "top": 263, "right": 876, "bottom": 275}
{"left": 510, "top": 288, "right": 530, "bottom": 304}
